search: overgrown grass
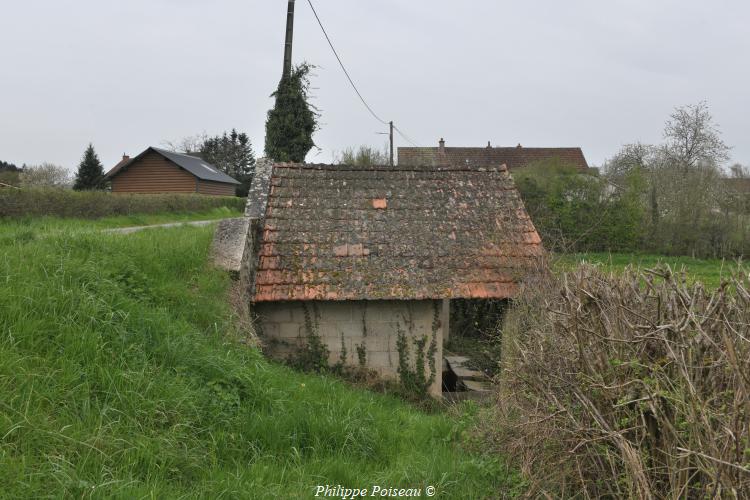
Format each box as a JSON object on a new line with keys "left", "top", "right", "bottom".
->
{"left": 554, "top": 252, "right": 748, "bottom": 289}
{"left": 0, "top": 224, "right": 517, "bottom": 497}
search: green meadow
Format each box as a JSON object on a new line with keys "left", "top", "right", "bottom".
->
{"left": 0, "top": 221, "right": 518, "bottom": 498}
{"left": 554, "top": 252, "right": 748, "bottom": 289}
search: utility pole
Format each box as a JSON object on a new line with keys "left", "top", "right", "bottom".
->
{"left": 282, "top": 0, "right": 296, "bottom": 78}
{"left": 389, "top": 121, "right": 394, "bottom": 166}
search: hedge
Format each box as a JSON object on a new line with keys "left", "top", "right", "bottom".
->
{"left": 0, "top": 189, "right": 245, "bottom": 219}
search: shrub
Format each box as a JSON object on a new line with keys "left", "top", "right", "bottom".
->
{"left": 514, "top": 159, "right": 645, "bottom": 254}
{"left": 489, "top": 266, "right": 750, "bottom": 498}
{"left": 0, "top": 189, "right": 245, "bottom": 219}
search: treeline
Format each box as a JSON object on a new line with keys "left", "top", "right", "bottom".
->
{"left": 516, "top": 102, "right": 749, "bottom": 259}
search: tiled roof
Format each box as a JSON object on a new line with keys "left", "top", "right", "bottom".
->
{"left": 250, "top": 163, "right": 545, "bottom": 302}
{"left": 398, "top": 145, "right": 589, "bottom": 171}
{"left": 724, "top": 178, "right": 750, "bottom": 193}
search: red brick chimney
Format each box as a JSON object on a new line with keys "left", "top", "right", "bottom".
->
{"left": 438, "top": 138, "right": 445, "bottom": 154}
{"left": 122, "top": 153, "right": 130, "bottom": 161}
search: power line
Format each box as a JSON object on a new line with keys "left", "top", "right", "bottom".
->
{"left": 393, "top": 125, "right": 418, "bottom": 147}
{"left": 305, "top": 0, "right": 419, "bottom": 147}
{"left": 306, "top": 0, "right": 387, "bottom": 125}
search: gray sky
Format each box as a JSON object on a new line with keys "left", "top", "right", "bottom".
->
{"left": 1, "top": 0, "right": 748, "bottom": 171}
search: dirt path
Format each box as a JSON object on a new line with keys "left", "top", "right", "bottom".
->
{"left": 103, "top": 219, "right": 225, "bottom": 235}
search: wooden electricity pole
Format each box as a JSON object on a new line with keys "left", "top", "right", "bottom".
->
{"left": 282, "top": 0, "right": 296, "bottom": 78}
{"left": 389, "top": 121, "right": 394, "bottom": 166}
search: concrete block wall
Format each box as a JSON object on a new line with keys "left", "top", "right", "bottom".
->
{"left": 255, "top": 300, "right": 443, "bottom": 396}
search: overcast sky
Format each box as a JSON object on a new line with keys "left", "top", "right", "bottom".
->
{"left": 1, "top": 0, "right": 748, "bottom": 171}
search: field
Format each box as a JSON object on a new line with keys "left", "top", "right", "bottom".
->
{"left": 554, "top": 252, "right": 748, "bottom": 289}
{"left": 0, "top": 220, "right": 518, "bottom": 498}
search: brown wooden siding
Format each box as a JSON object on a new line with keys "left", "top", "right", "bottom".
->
{"left": 111, "top": 151, "right": 197, "bottom": 193}
{"left": 197, "top": 179, "right": 236, "bottom": 196}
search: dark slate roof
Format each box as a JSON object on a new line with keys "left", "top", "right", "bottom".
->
{"left": 250, "top": 163, "right": 545, "bottom": 302}
{"left": 105, "top": 147, "right": 240, "bottom": 184}
{"left": 398, "top": 145, "right": 589, "bottom": 171}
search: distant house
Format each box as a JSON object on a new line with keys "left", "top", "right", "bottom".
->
{"left": 105, "top": 147, "right": 240, "bottom": 196}
{"left": 398, "top": 139, "right": 589, "bottom": 171}
{"left": 229, "top": 160, "right": 544, "bottom": 397}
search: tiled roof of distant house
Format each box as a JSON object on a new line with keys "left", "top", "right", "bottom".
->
{"left": 398, "top": 139, "right": 589, "bottom": 171}
{"left": 724, "top": 178, "right": 750, "bottom": 193}
{"left": 247, "top": 162, "right": 545, "bottom": 302}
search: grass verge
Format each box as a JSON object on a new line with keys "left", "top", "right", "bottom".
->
{"left": 0, "top": 206, "right": 242, "bottom": 237}
{"left": 0, "top": 224, "right": 518, "bottom": 498}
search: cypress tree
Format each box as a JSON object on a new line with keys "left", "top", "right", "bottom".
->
{"left": 73, "top": 144, "right": 105, "bottom": 190}
{"left": 265, "top": 63, "right": 318, "bottom": 162}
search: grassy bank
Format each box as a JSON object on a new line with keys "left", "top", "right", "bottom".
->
{"left": 0, "top": 223, "right": 517, "bottom": 497}
{"left": 0, "top": 206, "right": 242, "bottom": 236}
{"left": 554, "top": 252, "right": 747, "bottom": 289}
{"left": 0, "top": 188, "right": 245, "bottom": 219}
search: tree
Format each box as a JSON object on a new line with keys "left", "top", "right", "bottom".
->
{"left": 514, "top": 158, "right": 644, "bottom": 253}
{"left": 602, "top": 142, "right": 656, "bottom": 187}
{"left": 0, "top": 160, "right": 21, "bottom": 186}
{"left": 73, "top": 144, "right": 105, "bottom": 190}
{"left": 200, "top": 129, "right": 256, "bottom": 196}
{"left": 336, "top": 145, "right": 390, "bottom": 166}
{"left": 162, "top": 133, "right": 209, "bottom": 154}
{"left": 729, "top": 163, "right": 749, "bottom": 179}
{"left": 265, "top": 63, "right": 318, "bottom": 162}
{"left": 664, "top": 101, "right": 730, "bottom": 169}
{"left": 0, "top": 160, "right": 19, "bottom": 172}
{"left": 20, "top": 163, "right": 72, "bottom": 188}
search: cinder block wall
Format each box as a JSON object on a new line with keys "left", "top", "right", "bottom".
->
{"left": 255, "top": 300, "right": 443, "bottom": 396}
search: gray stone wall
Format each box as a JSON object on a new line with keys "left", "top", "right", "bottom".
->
{"left": 255, "top": 300, "right": 443, "bottom": 396}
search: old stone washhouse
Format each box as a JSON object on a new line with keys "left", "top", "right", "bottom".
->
{"left": 213, "top": 159, "right": 544, "bottom": 397}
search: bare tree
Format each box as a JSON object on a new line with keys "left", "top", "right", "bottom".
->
{"left": 603, "top": 142, "right": 657, "bottom": 187}
{"left": 664, "top": 101, "right": 730, "bottom": 169}
{"left": 161, "top": 133, "right": 209, "bottom": 154}
{"left": 20, "top": 163, "right": 72, "bottom": 188}
{"left": 728, "top": 163, "right": 749, "bottom": 179}
{"left": 335, "top": 145, "right": 390, "bottom": 166}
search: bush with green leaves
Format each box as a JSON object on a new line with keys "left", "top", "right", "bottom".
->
{"left": 513, "top": 158, "right": 644, "bottom": 253}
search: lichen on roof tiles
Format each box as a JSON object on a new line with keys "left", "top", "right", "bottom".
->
{"left": 251, "top": 163, "right": 545, "bottom": 302}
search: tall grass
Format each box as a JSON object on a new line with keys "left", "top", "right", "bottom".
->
{"left": 0, "top": 224, "right": 515, "bottom": 497}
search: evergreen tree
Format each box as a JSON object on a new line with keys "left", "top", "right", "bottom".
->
{"left": 265, "top": 63, "right": 318, "bottom": 162}
{"left": 0, "top": 160, "right": 20, "bottom": 172}
{"left": 200, "top": 129, "right": 256, "bottom": 196}
{"left": 73, "top": 144, "right": 105, "bottom": 190}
